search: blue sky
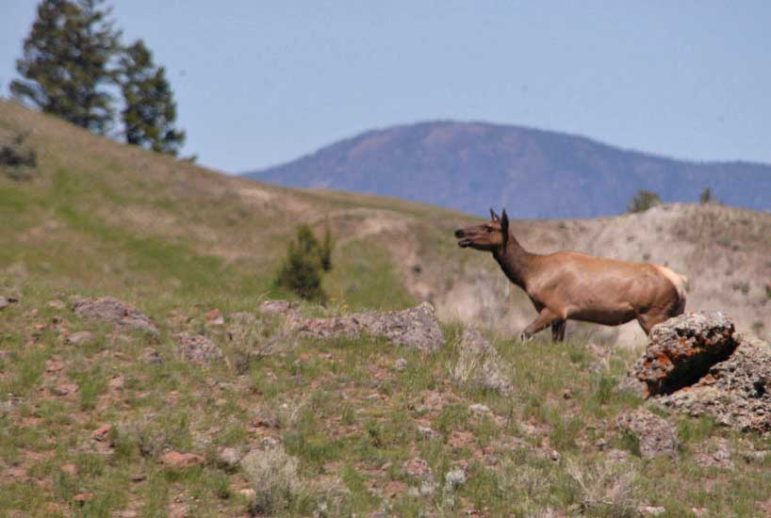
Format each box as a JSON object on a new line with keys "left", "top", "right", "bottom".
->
{"left": 2, "top": 1, "right": 770, "bottom": 173}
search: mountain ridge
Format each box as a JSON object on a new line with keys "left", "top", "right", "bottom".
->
{"left": 246, "top": 120, "right": 771, "bottom": 218}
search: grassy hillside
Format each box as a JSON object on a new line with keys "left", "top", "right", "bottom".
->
{"left": 1, "top": 101, "right": 769, "bottom": 516}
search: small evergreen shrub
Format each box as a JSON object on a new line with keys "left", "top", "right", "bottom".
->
{"left": 275, "top": 224, "right": 333, "bottom": 301}
{"left": 627, "top": 189, "right": 661, "bottom": 213}
{"left": 0, "top": 131, "right": 36, "bottom": 181}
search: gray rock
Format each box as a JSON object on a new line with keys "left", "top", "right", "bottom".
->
{"left": 258, "top": 300, "right": 298, "bottom": 316}
{"left": 216, "top": 447, "right": 243, "bottom": 470}
{"left": 143, "top": 348, "right": 163, "bottom": 364}
{"left": 71, "top": 296, "right": 159, "bottom": 336}
{"left": 694, "top": 438, "right": 734, "bottom": 469}
{"left": 0, "top": 296, "right": 18, "bottom": 310}
{"left": 173, "top": 333, "right": 222, "bottom": 365}
{"left": 295, "top": 302, "right": 444, "bottom": 352}
{"left": 616, "top": 408, "right": 679, "bottom": 458}
{"left": 65, "top": 331, "right": 95, "bottom": 346}
{"left": 630, "top": 312, "right": 738, "bottom": 396}
{"left": 655, "top": 335, "right": 770, "bottom": 434}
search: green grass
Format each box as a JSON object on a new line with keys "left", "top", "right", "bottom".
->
{"left": 0, "top": 100, "right": 769, "bottom": 516}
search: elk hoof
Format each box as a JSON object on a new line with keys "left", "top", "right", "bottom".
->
{"left": 519, "top": 331, "right": 533, "bottom": 343}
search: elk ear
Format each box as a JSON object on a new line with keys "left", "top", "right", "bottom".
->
{"left": 490, "top": 208, "right": 499, "bottom": 221}
{"left": 501, "top": 209, "right": 509, "bottom": 245}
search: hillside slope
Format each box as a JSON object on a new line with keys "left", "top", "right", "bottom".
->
{"left": 246, "top": 121, "right": 771, "bottom": 219}
{"left": 1, "top": 102, "right": 770, "bottom": 516}
{"left": 2, "top": 101, "right": 769, "bottom": 343}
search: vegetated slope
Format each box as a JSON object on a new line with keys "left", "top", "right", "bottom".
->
{"left": 246, "top": 121, "right": 771, "bottom": 219}
{"left": 1, "top": 102, "right": 770, "bottom": 516}
{"left": 1, "top": 100, "right": 769, "bottom": 343}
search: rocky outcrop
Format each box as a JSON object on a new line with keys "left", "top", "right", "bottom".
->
{"left": 630, "top": 312, "right": 738, "bottom": 396}
{"left": 173, "top": 333, "right": 223, "bottom": 365}
{"left": 616, "top": 408, "right": 679, "bottom": 458}
{"left": 292, "top": 302, "right": 445, "bottom": 352}
{"left": 627, "top": 312, "right": 770, "bottom": 434}
{"left": 656, "top": 335, "right": 770, "bottom": 434}
{"left": 71, "top": 296, "right": 159, "bottom": 336}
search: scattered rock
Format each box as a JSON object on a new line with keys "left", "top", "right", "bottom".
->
{"left": 0, "top": 296, "right": 18, "bottom": 310}
{"left": 394, "top": 357, "right": 408, "bottom": 371}
{"left": 295, "top": 302, "right": 444, "bottom": 352}
{"left": 60, "top": 463, "right": 78, "bottom": 476}
{"left": 45, "top": 357, "right": 65, "bottom": 372}
{"left": 47, "top": 299, "right": 66, "bottom": 310}
{"left": 656, "top": 335, "right": 770, "bottom": 434}
{"left": 52, "top": 383, "right": 78, "bottom": 396}
{"left": 638, "top": 505, "right": 666, "bottom": 516}
{"left": 65, "top": 330, "right": 95, "bottom": 346}
{"left": 160, "top": 451, "right": 204, "bottom": 469}
{"left": 616, "top": 408, "right": 679, "bottom": 458}
{"left": 108, "top": 375, "right": 125, "bottom": 390}
{"left": 739, "top": 449, "right": 769, "bottom": 464}
{"left": 173, "top": 333, "right": 222, "bottom": 365}
{"left": 205, "top": 308, "right": 225, "bottom": 326}
{"left": 469, "top": 403, "right": 491, "bottom": 415}
{"left": 259, "top": 299, "right": 298, "bottom": 316}
{"left": 605, "top": 448, "right": 631, "bottom": 464}
{"left": 403, "top": 457, "right": 432, "bottom": 478}
{"left": 694, "top": 438, "right": 734, "bottom": 469}
{"left": 217, "top": 447, "right": 243, "bottom": 470}
{"left": 143, "top": 348, "right": 163, "bottom": 364}
{"left": 73, "top": 493, "right": 95, "bottom": 504}
{"left": 71, "top": 296, "right": 159, "bottom": 336}
{"left": 92, "top": 423, "right": 113, "bottom": 441}
{"left": 237, "top": 488, "right": 256, "bottom": 501}
{"left": 630, "top": 312, "right": 738, "bottom": 396}
{"left": 451, "top": 328, "right": 512, "bottom": 395}
{"left": 417, "top": 425, "right": 438, "bottom": 439}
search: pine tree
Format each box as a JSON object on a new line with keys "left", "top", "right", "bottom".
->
{"left": 118, "top": 40, "right": 185, "bottom": 155}
{"left": 699, "top": 187, "right": 716, "bottom": 204}
{"left": 627, "top": 189, "right": 662, "bottom": 213}
{"left": 11, "top": 0, "right": 120, "bottom": 134}
{"left": 275, "top": 225, "right": 333, "bottom": 301}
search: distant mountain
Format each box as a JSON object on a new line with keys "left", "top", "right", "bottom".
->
{"left": 245, "top": 121, "right": 771, "bottom": 218}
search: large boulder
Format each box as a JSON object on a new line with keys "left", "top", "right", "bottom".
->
{"left": 657, "top": 335, "right": 770, "bottom": 434}
{"left": 630, "top": 312, "right": 738, "bottom": 396}
{"left": 71, "top": 296, "right": 159, "bottom": 336}
{"left": 294, "top": 302, "right": 445, "bottom": 352}
{"left": 627, "top": 312, "right": 770, "bottom": 434}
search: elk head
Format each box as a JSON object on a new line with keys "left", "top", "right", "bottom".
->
{"left": 455, "top": 208, "right": 509, "bottom": 252}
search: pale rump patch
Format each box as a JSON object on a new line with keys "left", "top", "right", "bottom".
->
{"left": 654, "top": 265, "right": 688, "bottom": 312}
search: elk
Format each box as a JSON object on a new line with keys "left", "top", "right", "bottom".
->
{"left": 454, "top": 209, "right": 687, "bottom": 342}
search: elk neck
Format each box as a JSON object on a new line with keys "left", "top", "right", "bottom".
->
{"left": 492, "top": 235, "right": 533, "bottom": 289}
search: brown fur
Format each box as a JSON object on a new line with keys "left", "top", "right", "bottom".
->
{"left": 455, "top": 209, "right": 687, "bottom": 341}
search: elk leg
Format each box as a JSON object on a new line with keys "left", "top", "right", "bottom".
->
{"left": 520, "top": 308, "right": 560, "bottom": 341}
{"left": 636, "top": 309, "right": 668, "bottom": 335}
{"left": 551, "top": 320, "right": 567, "bottom": 342}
